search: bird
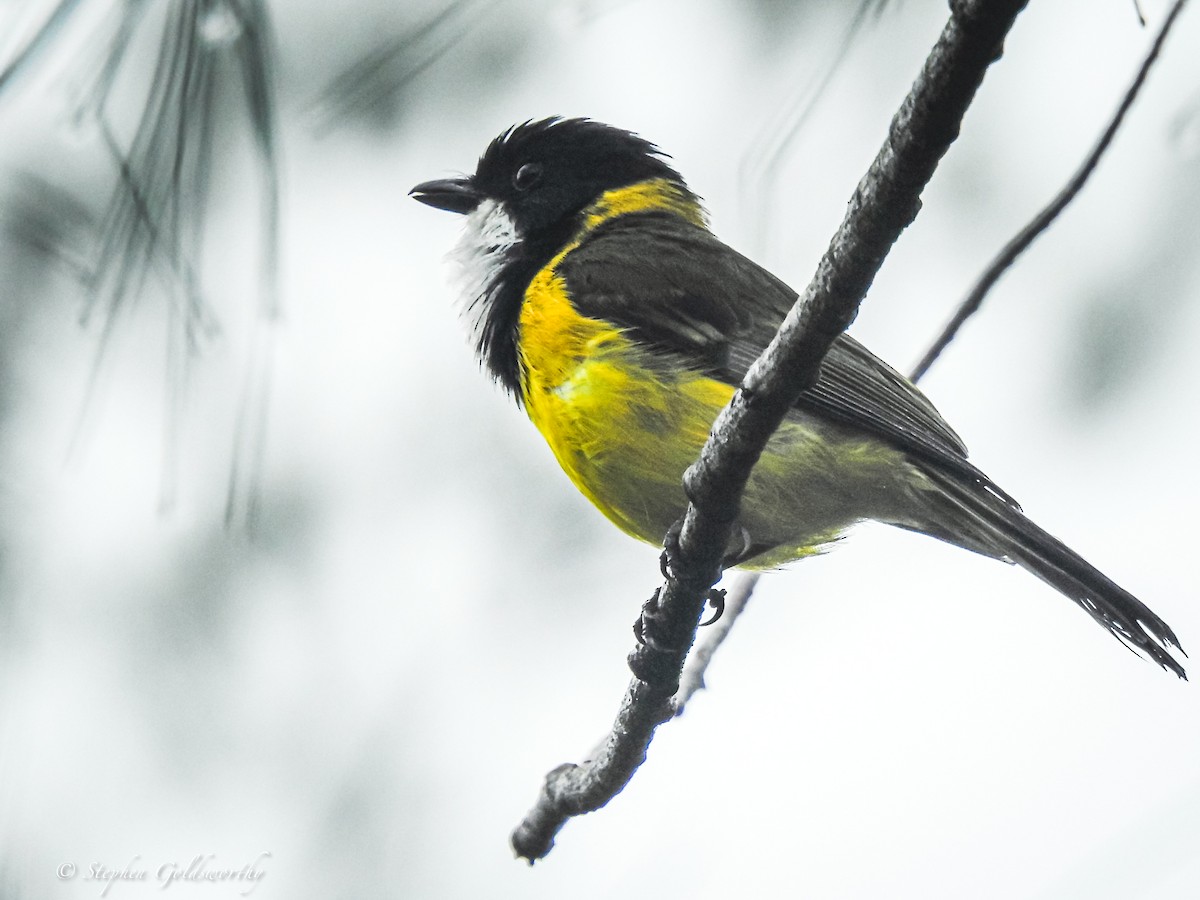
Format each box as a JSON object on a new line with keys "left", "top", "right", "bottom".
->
{"left": 411, "top": 117, "right": 1186, "bottom": 678}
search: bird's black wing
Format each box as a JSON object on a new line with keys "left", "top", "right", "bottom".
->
{"left": 558, "top": 212, "right": 1002, "bottom": 491}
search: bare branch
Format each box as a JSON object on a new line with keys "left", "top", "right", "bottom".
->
{"left": 908, "top": 0, "right": 1190, "bottom": 383}
{"left": 510, "top": 0, "right": 1030, "bottom": 864}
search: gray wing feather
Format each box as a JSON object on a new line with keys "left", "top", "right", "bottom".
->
{"left": 558, "top": 213, "right": 1003, "bottom": 493}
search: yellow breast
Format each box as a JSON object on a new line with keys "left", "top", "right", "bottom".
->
{"left": 518, "top": 258, "right": 733, "bottom": 545}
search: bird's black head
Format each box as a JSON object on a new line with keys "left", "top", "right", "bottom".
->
{"left": 411, "top": 118, "right": 691, "bottom": 399}
{"left": 411, "top": 117, "right": 687, "bottom": 237}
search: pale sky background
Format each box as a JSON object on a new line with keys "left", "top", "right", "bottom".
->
{"left": 1, "top": 1, "right": 1199, "bottom": 898}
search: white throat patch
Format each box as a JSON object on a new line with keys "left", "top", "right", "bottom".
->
{"left": 448, "top": 198, "right": 520, "bottom": 338}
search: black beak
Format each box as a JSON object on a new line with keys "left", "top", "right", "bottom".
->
{"left": 410, "top": 176, "right": 481, "bottom": 214}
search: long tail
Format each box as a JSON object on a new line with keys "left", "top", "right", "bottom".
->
{"left": 919, "top": 467, "right": 1187, "bottom": 679}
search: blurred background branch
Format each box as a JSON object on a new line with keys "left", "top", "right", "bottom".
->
{"left": 310, "top": 0, "right": 498, "bottom": 136}
{"left": 909, "top": 0, "right": 1192, "bottom": 383}
{"left": 0, "top": 0, "right": 85, "bottom": 96}
{"left": 1, "top": 0, "right": 283, "bottom": 518}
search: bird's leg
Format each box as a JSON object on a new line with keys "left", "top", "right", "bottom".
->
{"left": 659, "top": 518, "right": 683, "bottom": 580}
{"left": 633, "top": 586, "right": 680, "bottom": 652}
{"left": 647, "top": 519, "right": 731, "bottom": 636}
{"left": 637, "top": 521, "right": 689, "bottom": 651}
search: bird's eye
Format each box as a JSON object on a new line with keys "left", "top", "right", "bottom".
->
{"left": 513, "top": 162, "right": 543, "bottom": 191}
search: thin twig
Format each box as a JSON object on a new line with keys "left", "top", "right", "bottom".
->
{"left": 672, "top": 573, "right": 760, "bottom": 717}
{"left": 0, "top": 0, "right": 86, "bottom": 99}
{"left": 310, "top": 0, "right": 497, "bottom": 136}
{"left": 225, "top": 0, "right": 284, "bottom": 530}
{"left": 740, "top": 0, "right": 885, "bottom": 253}
{"left": 908, "top": 0, "right": 1190, "bottom": 383}
{"left": 510, "top": 0, "right": 1030, "bottom": 863}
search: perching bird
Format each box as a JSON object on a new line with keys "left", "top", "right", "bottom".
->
{"left": 411, "top": 117, "right": 1185, "bottom": 678}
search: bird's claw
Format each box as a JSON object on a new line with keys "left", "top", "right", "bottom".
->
{"left": 699, "top": 588, "right": 726, "bottom": 626}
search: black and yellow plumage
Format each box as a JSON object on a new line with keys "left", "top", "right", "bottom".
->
{"left": 412, "top": 117, "right": 1185, "bottom": 678}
